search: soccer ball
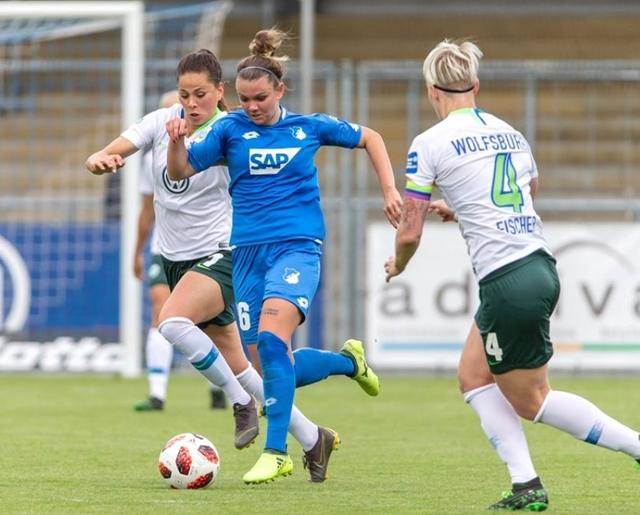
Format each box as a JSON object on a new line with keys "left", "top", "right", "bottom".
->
{"left": 158, "top": 432, "right": 220, "bottom": 489}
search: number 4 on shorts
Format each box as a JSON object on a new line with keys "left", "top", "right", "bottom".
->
{"left": 485, "top": 332, "right": 503, "bottom": 364}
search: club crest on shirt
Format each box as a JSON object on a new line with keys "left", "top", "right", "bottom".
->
{"left": 242, "top": 131, "right": 260, "bottom": 140}
{"left": 283, "top": 268, "right": 300, "bottom": 284}
{"left": 161, "top": 166, "right": 190, "bottom": 194}
{"left": 291, "top": 126, "right": 307, "bottom": 140}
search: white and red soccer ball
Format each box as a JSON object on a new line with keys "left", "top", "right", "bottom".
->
{"left": 158, "top": 432, "right": 220, "bottom": 489}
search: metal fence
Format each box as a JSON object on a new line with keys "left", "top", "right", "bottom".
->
{"left": 3, "top": 27, "right": 640, "bottom": 349}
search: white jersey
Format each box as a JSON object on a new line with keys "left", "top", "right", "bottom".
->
{"left": 406, "top": 107, "right": 550, "bottom": 280}
{"left": 139, "top": 150, "right": 160, "bottom": 255}
{"left": 122, "top": 104, "right": 232, "bottom": 261}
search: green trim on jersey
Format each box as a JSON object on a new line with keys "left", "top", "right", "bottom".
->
{"left": 447, "top": 106, "right": 486, "bottom": 125}
{"left": 191, "top": 107, "right": 223, "bottom": 137}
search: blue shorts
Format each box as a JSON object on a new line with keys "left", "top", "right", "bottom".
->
{"left": 232, "top": 239, "right": 322, "bottom": 345}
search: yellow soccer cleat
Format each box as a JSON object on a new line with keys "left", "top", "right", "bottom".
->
{"left": 243, "top": 452, "right": 293, "bottom": 484}
{"left": 340, "top": 339, "right": 380, "bottom": 396}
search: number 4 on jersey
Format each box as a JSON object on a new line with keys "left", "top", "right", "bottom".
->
{"left": 485, "top": 332, "right": 503, "bottom": 364}
{"left": 491, "top": 152, "right": 524, "bottom": 213}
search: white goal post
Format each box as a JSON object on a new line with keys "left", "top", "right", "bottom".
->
{"left": 0, "top": 2, "right": 144, "bottom": 377}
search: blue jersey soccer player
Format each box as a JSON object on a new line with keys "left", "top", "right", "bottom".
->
{"left": 167, "top": 29, "right": 402, "bottom": 484}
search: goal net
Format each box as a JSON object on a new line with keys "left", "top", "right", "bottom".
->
{"left": 0, "top": 1, "right": 232, "bottom": 376}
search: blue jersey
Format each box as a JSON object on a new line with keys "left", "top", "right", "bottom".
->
{"left": 187, "top": 107, "right": 362, "bottom": 246}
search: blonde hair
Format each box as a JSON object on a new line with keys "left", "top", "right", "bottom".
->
{"left": 422, "top": 39, "right": 483, "bottom": 90}
{"left": 236, "top": 29, "right": 290, "bottom": 86}
{"left": 159, "top": 90, "right": 179, "bottom": 108}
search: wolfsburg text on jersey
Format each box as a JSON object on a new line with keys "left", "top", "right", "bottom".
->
{"left": 450, "top": 132, "right": 526, "bottom": 155}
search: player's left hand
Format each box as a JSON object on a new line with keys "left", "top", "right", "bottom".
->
{"left": 383, "top": 187, "right": 403, "bottom": 228}
{"left": 384, "top": 256, "right": 402, "bottom": 282}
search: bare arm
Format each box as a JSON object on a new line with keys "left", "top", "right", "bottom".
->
{"left": 384, "top": 196, "right": 430, "bottom": 282}
{"left": 357, "top": 126, "right": 402, "bottom": 228}
{"left": 166, "top": 117, "right": 196, "bottom": 180}
{"left": 133, "top": 194, "right": 155, "bottom": 280}
{"left": 85, "top": 136, "right": 138, "bottom": 175}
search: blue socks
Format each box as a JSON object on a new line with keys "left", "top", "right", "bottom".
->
{"left": 257, "top": 331, "right": 295, "bottom": 454}
{"left": 293, "top": 348, "right": 355, "bottom": 387}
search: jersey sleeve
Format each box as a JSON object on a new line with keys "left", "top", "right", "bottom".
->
{"left": 187, "top": 119, "right": 226, "bottom": 173}
{"left": 121, "top": 108, "right": 165, "bottom": 151}
{"left": 404, "top": 136, "right": 434, "bottom": 201}
{"left": 139, "top": 151, "right": 153, "bottom": 195}
{"left": 312, "top": 113, "right": 362, "bottom": 148}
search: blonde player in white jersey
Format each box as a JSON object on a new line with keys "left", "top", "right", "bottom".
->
{"left": 86, "top": 50, "right": 341, "bottom": 481}
{"left": 384, "top": 39, "right": 640, "bottom": 511}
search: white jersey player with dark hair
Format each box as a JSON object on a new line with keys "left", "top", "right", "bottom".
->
{"left": 86, "top": 54, "right": 261, "bottom": 450}
{"left": 384, "top": 38, "right": 640, "bottom": 511}
{"left": 132, "top": 91, "right": 227, "bottom": 412}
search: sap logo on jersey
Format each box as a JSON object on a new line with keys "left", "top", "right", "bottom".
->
{"left": 249, "top": 148, "right": 300, "bottom": 175}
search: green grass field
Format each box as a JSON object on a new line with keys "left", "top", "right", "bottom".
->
{"left": 1, "top": 373, "right": 639, "bottom": 514}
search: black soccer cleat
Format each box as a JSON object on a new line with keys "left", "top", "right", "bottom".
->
{"left": 133, "top": 396, "right": 164, "bottom": 412}
{"left": 232, "top": 396, "right": 259, "bottom": 449}
{"left": 302, "top": 426, "right": 341, "bottom": 482}
{"left": 488, "top": 477, "right": 549, "bottom": 511}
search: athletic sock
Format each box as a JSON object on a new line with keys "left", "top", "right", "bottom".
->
{"left": 293, "top": 347, "right": 355, "bottom": 387}
{"left": 236, "top": 364, "right": 318, "bottom": 451}
{"left": 257, "top": 331, "right": 295, "bottom": 454}
{"left": 158, "top": 317, "right": 250, "bottom": 406}
{"left": 465, "top": 383, "right": 538, "bottom": 484}
{"left": 146, "top": 327, "right": 173, "bottom": 401}
{"left": 535, "top": 390, "right": 640, "bottom": 458}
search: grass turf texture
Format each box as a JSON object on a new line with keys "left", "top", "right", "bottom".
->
{"left": 1, "top": 374, "right": 639, "bottom": 514}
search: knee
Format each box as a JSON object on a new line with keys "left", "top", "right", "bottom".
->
{"left": 504, "top": 392, "right": 546, "bottom": 421}
{"left": 158, "top": 316, "right": 194, "bottom": 343}
{"left": 256, "top": 332, "right": 291, "bottom": 380}
{"left": 457, "top": 366, "right": 494, "bottom": 395}
{"left": 257, "top": 331, "right": 287, "bottom": 361}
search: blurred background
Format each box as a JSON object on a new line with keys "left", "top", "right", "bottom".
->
{"left": 2, "top": 0, "right": 640, "bottom": 375}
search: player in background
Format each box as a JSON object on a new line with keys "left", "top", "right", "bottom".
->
{"left": 132, "top": 91, "right": 227, "bottom": 412}
{"left": 384, "top": 38, "right": 640, "bottom": 511}
{"left": 166, "top": 29, "right": 403, "bottom": 484}
{"left": 88, "top": 49, "right": 367, "bottom": 482}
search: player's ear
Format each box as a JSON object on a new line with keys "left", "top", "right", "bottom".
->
{"left": 473, "top": 79, "right": 480, "bottom": 95}
{"left": 426, "top": 84, "right": 438, "bottom": 101}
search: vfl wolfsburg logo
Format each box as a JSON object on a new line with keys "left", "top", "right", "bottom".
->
{"left": 161, "top": 166, "right": 190, "bottom": 194}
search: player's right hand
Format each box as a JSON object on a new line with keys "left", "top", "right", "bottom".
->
{"left": 86, "top": 152, "right": 124, "bottom": 175}
{"left": 165, "top": 117, "right": 188, "bottom": 143}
